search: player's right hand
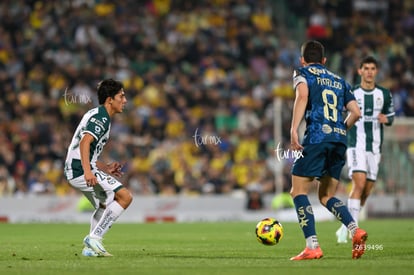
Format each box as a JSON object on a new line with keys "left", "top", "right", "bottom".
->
{"left": 84, "top": 171, "right": 97, "bottom": 187}
{"left": 290, "top": 131, "right": 304, "bottom": 151}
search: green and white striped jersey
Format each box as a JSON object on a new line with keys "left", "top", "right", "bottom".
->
{"left": 64, "top": 106, "right": 111, "bottom": 180}
{"left": 347, "top": 84, "right": 394, "bottom": 153}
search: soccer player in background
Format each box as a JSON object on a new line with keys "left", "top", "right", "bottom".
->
{"left": 64, "top": 79, "right": 132, "bottom": 257}
{"left": 289, "top": 40, "right": 367, "bottom": 260}
{"left": 336, "top": 56, "right": 395, "bottom": 243}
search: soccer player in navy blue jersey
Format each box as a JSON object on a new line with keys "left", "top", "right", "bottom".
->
{"left": 289, "top": 40, "right": 367, "bottom": 260}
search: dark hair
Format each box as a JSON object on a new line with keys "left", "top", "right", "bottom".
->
{"left": 359, "top": 56, "right": 379, "bottom": 68}
{"left": 97, "top": 79, "right": 124, "bottom": 104}
{"left": 301, "top": 40, "right": 325, "bottom": 63}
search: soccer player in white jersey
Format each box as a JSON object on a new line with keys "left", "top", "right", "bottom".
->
{"left": 336, "top": 56, "right": 394, "bottom": 243}
{"left": 64, "top": 79, "right": 132, "bottom": 256}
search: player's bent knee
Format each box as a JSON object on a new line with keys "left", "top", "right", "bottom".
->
{"left": 290, "top": 189, "right": 299, "bottom": 198}
{"left": 318, "top": 195, "right": 330, "bottom": 206}
{"left": 125, "top": 193, "right": 133, "bottom": 206}
{"left": 122, "top": 192, "right": 133, "bottom": 208}
{"left": 115, "top": 188, "right": 133, "bottom": 209}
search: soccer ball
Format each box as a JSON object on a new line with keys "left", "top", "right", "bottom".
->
{"left": 255, "top": 218, "right": 284, "bottom": 246}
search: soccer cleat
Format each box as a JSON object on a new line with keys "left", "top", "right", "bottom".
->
{"left": 290, "top": 246, "right": 323, "bottom": 260}
{"left": 83, "top": 236, "right": 113, "bottom": 257}
{"left": 82, "top": 247, "right": 99, "bottom": 257}
{"left": 352, "top": 228, "right": 368, "bottom": 259}
{"left": 336, "top": 226, "right": 348, "bottom": 243}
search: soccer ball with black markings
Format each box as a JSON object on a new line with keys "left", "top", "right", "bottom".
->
{"left": 255, "top": 218, "right": 284, "bottom": 246}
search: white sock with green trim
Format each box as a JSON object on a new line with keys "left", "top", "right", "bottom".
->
{"left": 90, "top": 207, "right": 105, "bottom": 234}
{"left": 348, "top": 198, "right": 361, "bottom": 226}
{"left": 89, "top": 201, "right": 125, "bottom": 239}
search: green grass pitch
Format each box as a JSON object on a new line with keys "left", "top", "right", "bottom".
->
{"left": 0, "top": 219, "right": 413, "bottom": 275}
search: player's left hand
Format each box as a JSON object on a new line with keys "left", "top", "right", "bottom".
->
{"left": 107, "top": 162, "right": 124, "bottom": 177}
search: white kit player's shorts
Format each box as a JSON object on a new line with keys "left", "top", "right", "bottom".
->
{"left": 346, "top": 148, "right": 381, "bottom": 181}
{"left": 68, "top": 169, "right": 124, "bottom": 208}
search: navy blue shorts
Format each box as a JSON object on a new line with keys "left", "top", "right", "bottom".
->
{"left": 291, "top": 142, "right": 346, "bottom": 180}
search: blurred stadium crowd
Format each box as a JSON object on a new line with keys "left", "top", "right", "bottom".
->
{"left": 0, "top": 0, "right": 413, "bottom": 199}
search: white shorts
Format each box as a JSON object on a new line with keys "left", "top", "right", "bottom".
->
{"left": 68, "top": 169, "right": 124, "bottom": 209}
{"left": 346, "top": 148, "right": 381, "bottom": 181}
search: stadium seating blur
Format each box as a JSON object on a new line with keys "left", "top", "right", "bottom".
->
{"left": 0, "top": 0, "right": 413, "bottom": 198}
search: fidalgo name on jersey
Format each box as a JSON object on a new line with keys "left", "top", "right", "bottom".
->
{"left": 316, "top": 77, "right": 342, "bottom": 89}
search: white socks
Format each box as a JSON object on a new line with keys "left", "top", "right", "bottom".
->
{"left": 347, "top": 198, "right": 361, "bottom": 225}
{"left": 338, "top": 198, "right": 361, "bottom": 235}
{"left": 90, "top": 207, "right": 105, "bottom": 234}
{"left": 347, "top": 221, "right": 358, "bottom": 237}
{"left": 89, "top": 201, "right": 125, "bottom": 239}
{"left": 306, "top": 235, "right": 319, "bottom": 249}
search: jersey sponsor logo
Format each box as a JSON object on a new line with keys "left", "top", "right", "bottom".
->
{"left": 333, "top": 127, "right": 346, "bottom": 136}
{"left": 307, "top": 67, "right": 341, "bottom": 79}
{"left": 308, "top": 67, "right": 326, "bottom": 76}
{"left": 322, "top": 124, "right": 346, "bottom": 136}
{"left": 362, "top": 116, "right": 376, "bottom": 122}
{"left": 376, "top": 97, "right": 383, "bottom": 107}
{"left": 322, "top": 124, "right": 332, "bottom": 134}
{"left": 90, "top": 117, "right": 104, "bottom": 127}
{"left": 94, "top": 126, "right": 102, "bottom": 134}
{"left": 89, "top": 117, "right": 107, "bottom": 136}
